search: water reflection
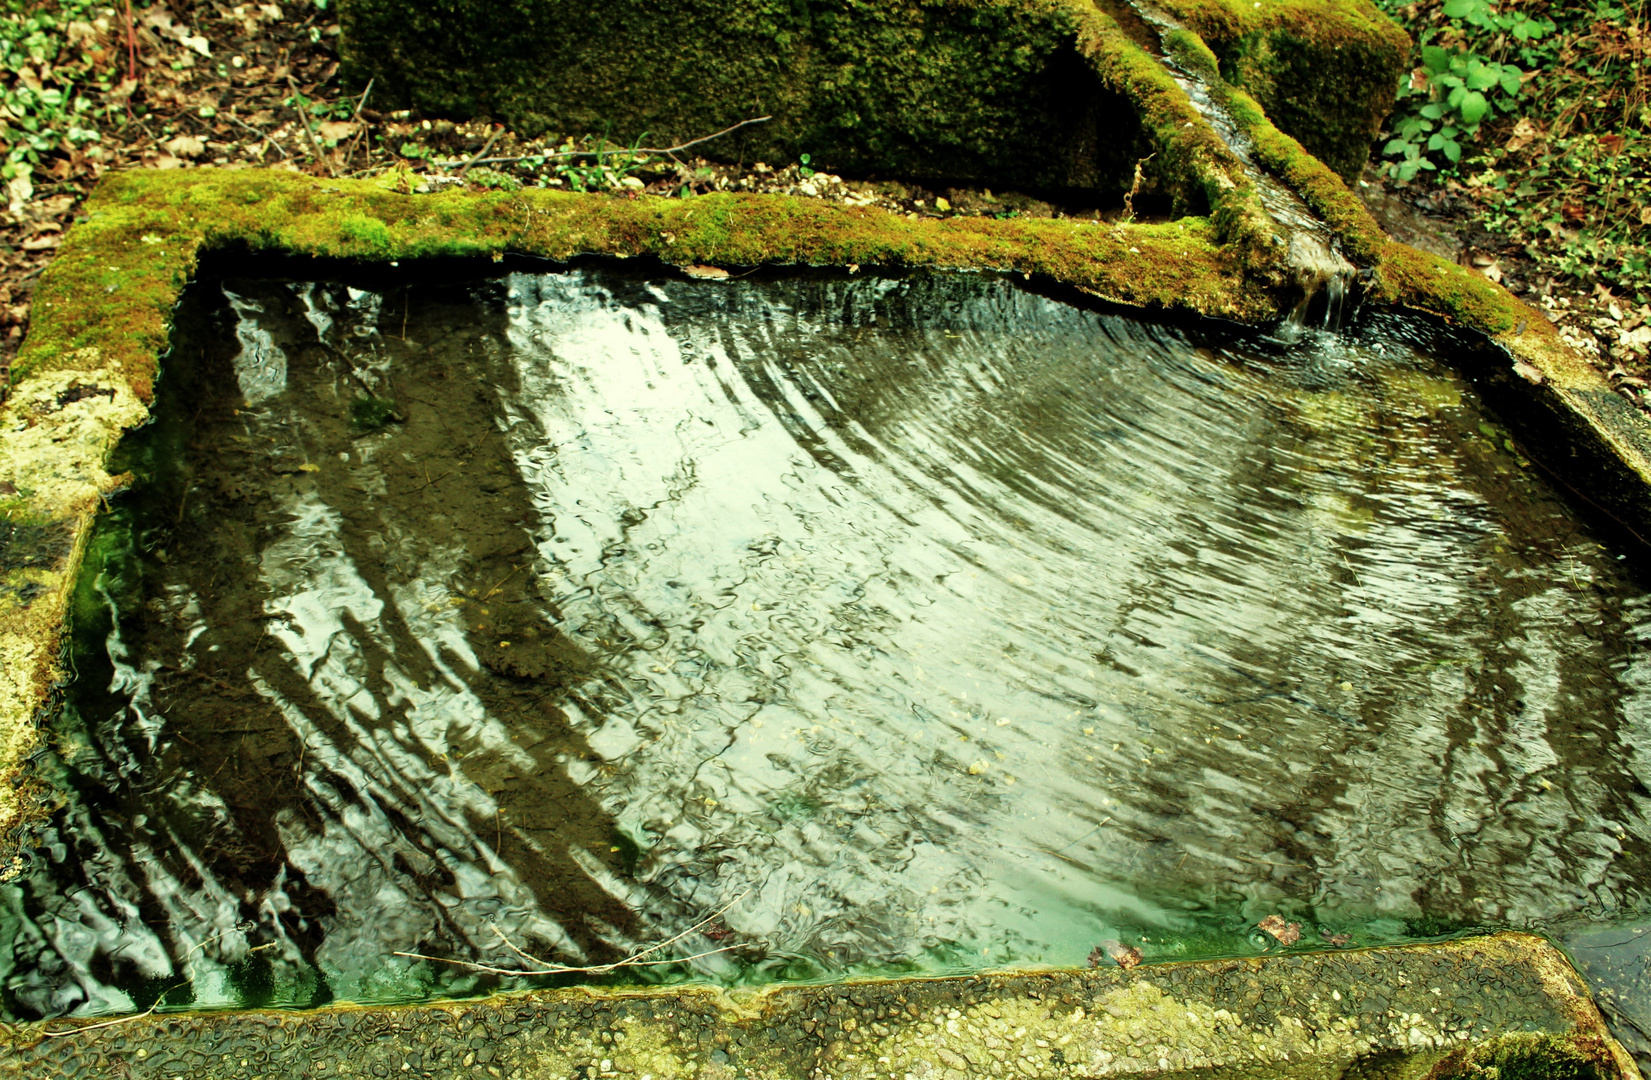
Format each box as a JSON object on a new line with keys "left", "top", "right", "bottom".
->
{"left": 2, "top": 268, "right": 1647, "bottom": 1019}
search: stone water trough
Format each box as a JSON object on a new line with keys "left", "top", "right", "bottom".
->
{"left": 2, "top": 1, "right": 1650, "bottom": 1077}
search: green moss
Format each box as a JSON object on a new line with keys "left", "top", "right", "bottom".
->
{"left": 1426, "top": 1033, "right": 1616, "bottom": 1080}
{"left": 339, "top": 0, "right": 1155, "bottom": 198}
{"left": 337, "top": 0, "right": 1404, "bottom": 201}
{"left": 1156, "top": 0, "right": 1411, "bottom": 182}
{"left": 350, "top": 395, "right": 402, "bottom": 434}
{"left": 1149, "top": 18, "right": 1562, "bottom": 367}
{"left": 337, "top": 214, "right": 397, "bottom": 255}
{"left": 11, "top": 168, "right": 1275, "bottom": 403}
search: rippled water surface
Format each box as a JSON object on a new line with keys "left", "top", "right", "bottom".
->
{"left": 5, "top": 267, "right": 1649, "bottom": 1020}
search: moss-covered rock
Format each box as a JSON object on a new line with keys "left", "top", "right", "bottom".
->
{"left": 1155, "top": 0, "right": 1411, "bottom": 184}
{"left": 338, "top": 0, "right": 1151, "bottom": 198}
{"left": 10, "top": 167, "right": 1272, "bottom": 399}
{"left": 336, "top": 0, "right": 1405, "bottom": 198}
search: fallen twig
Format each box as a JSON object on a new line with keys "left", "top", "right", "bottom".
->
{"left": 286, "top": 75, "right": 336, "bottom": 177}
{"left": 342, "top": 78, "right": 374, "bottom": 172}
{"left": 1121, "top": 152, "right": 1154, "bottom": 223}
{"left": 225, "top": 112, "right": 287, "bottom": 159}
{"left": 122, "top": 0, "right": 138, "bottom": 84}
{"left": 38, "top": 922, "right": 251, "bottom": 1037}
{"left": 42, "top": 977, "right": 186, "bottom": 1038}
{"left": 393, "top": 891, "right": 751, "bottom": 976}
{"left": 458, "top": 124, "right": 502, "bottom": 178}
{"left": 439, "top": 115, "right": 772, "bottom": 171}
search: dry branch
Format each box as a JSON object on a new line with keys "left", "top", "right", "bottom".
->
{"left": 394, "top": 891, "right": 751, "bottom": 976}
{"left": 437, "top": 116, "right": 773, "bottom": 171}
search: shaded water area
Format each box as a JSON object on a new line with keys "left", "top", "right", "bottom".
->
{"left": 4, "top": 266, "right": 1649, "bottom": 1025}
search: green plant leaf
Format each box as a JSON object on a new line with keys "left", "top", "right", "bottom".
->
{"left": 1458, "top": 90, "right": 1490, "bottom": 125}
{"left": 1464, "top": 61, "right": 1500, "bottom": 91}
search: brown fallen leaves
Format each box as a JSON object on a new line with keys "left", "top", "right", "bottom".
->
{"left": 1256, "top": 915, "right": 1301, "bottom": 946}
{"left": 1088, "top": 939, "right": 1142, "bottom": 969}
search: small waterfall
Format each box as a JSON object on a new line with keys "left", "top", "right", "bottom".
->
{"left": 1116, "top": 0, "right": 1356, "bottom": 338}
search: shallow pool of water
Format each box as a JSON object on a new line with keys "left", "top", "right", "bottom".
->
{"left": 4, "top": 266, "right": 1648, "bottom": 1020}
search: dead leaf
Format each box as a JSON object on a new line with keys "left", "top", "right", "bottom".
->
{"left": 1256, "top": 915, "right": 1301, "bottom": 946}
{"left": 151, "top": 153, "right": 184, "bottom": 170}
{"left": 317, "top": 120, "right": 359, "bottom": 142}
{"left": 1089, "top": 939, "right": 1142, "bottom": 969}
{"left": 1562, "top": 202, "right": 1588, "bottom": 224}
{"left": 1601, "top": 133, "right": 1625, "bottom": 155}
{"left": 165, "top": 135, "right": 206, "bottom": 158}
{"left": 682, "top": 265, "right": 730, "bottom": 280}
{"left": 179, "top": 33, "right": 212, "bottom": 58}
{"left": 105, "top": 78, "right": 139, "bottom": 105}
{"left": 1503, "top": 117, "right": 1541, "bottom": 153}
{"left": 21, "top": 235, "right": 60, "bottom": 252}
{"left": 1512, "top": 360, "right": 1546, "bottom": 385}
{"left": 1408, "top": 66, "right": 1431, "bottom": 93}
{"left": 1617, "top": 326, "right": 1651, "bottom": 353}
{"left": 6, "top": 174, "right": 32, "bottom": 213}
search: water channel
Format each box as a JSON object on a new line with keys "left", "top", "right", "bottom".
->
{"left": 2, "top": 266, "right": 1647, "bottom": 1028}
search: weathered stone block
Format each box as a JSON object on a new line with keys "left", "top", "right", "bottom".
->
{"left": 336, "top": 0, "right": 1406, "bottom": 197}
{"left": 1156, "top": 0, "right": 1412, "bottom": 183}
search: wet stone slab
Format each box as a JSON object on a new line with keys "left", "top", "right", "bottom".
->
{"left": 1, "top": 934, "right": 1637, "bottom": 1079}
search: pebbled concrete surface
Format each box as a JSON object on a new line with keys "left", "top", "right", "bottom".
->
{"left": 1, "top": 933, "right": 1639, "bottom": 1080}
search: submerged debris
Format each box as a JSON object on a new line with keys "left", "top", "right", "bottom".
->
{"left": 1090, "top": 940, "right": 1143, "bottom": 969}
{"left": 350, "top": 394, "right": 402, "bottom": 433}
{"left": 1258, "top": 915, "right": 1302, "bottom": 946}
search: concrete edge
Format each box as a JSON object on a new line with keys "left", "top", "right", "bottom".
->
{"left": 0, "top": 933, "right": 1640, "bottom": 1079}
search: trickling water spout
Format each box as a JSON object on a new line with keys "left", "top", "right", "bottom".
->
{"left": 1117, "top": 0, "right": 1356, "bottom": 338}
